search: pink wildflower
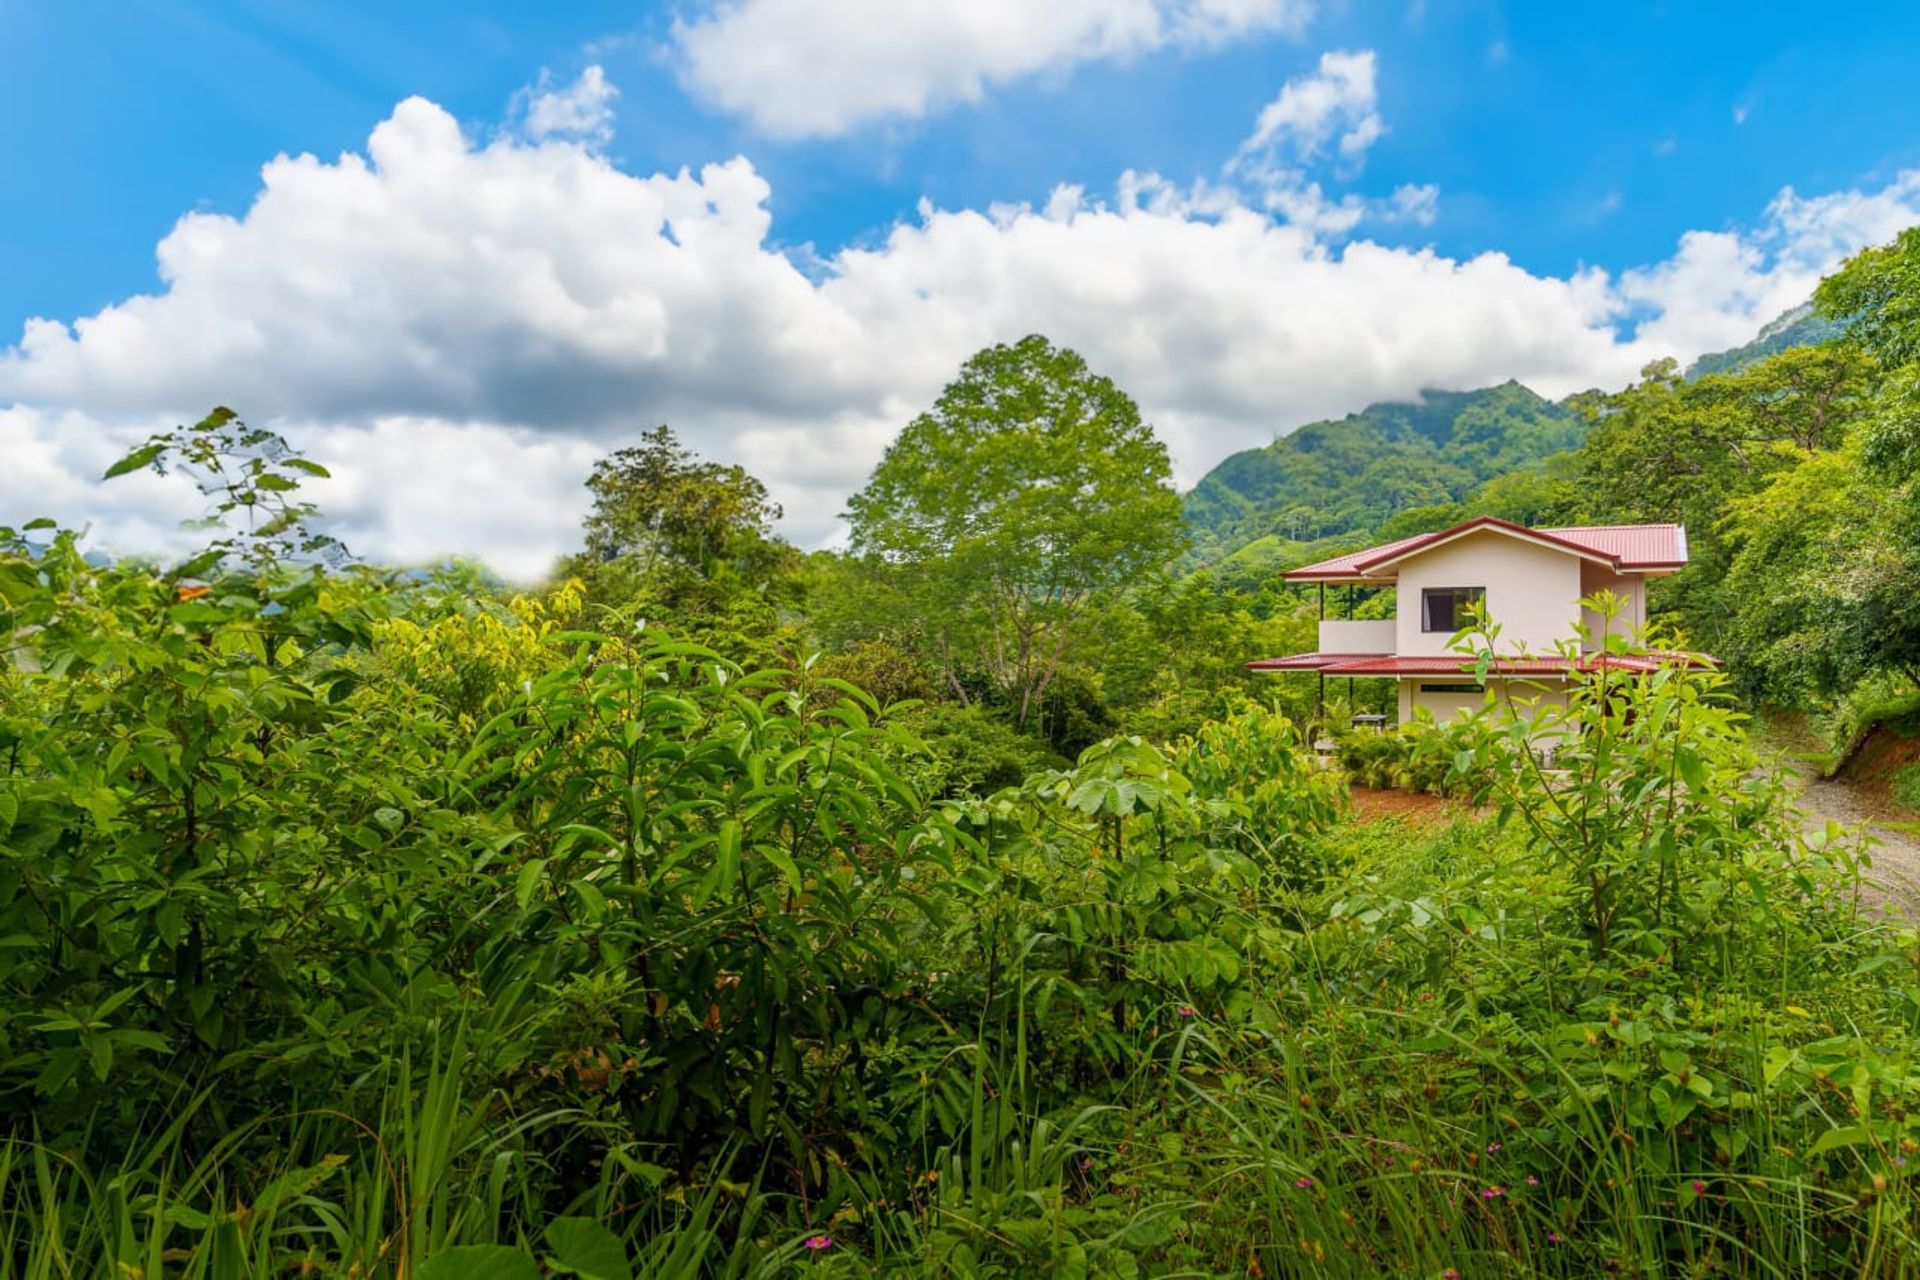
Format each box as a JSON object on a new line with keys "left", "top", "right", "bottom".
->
{"left": 1176, "top": 1006, "right": 1196, "bottom": 1017}
{"left": 1295, "top": 1176, "right": 1315, "bottom": 1189}
{"left": 1486, "top": 1141, "right": 1502, "bottom": 1153}
{"left": 1691, "top": 1180, "right": 1706, "bottom": 1195}
{"left": 1481, "top": 1185, "right": 1506, "bottom": 1200}
{"left": 803, "top": 1234, "right": 833, "bottom": 1251}
{"left": 1524, "top": 1176, "right": 1540, "bottom": 1186}
{"left": 1547, "top": 1232, "right": 1564, "bottom": 1244}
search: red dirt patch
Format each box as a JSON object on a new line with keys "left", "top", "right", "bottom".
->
{"left": 1838, "top": 725, "right": 1920, "bottom": 822}
{"left": 1347, "top": 786, "right": 1461, "bottom": 827}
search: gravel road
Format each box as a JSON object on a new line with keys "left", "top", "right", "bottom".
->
{"left": 1782, "top": 758, "right": 1920, "bottom": 916}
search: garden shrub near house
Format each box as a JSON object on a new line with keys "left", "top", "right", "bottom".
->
{"left": 1336, "top": 720, "right": 1460, "bottom": 794}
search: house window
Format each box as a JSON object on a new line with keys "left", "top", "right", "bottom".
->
{"left": 1421, "top": 586, "right": 1484, "bottom": 633}
{"left": 1419, "top": 683, "right": 1484, "bottom": 694}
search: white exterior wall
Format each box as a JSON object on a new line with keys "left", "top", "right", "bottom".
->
{"left": 1392, "top": 531, "right": 1584, "bottom": 656}
{"left": 1399, "top": 677, "right": 1569, "bottom": 724}
{"left": 1579, "top": 563, "right": 1648, "bottom": 649}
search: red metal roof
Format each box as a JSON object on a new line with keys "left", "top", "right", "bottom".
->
{"left": 1284, "top": 517, "right": 1687, "bottom": 582}
{"left": 1246, "top": 651, "right": 1715, "bottom": 676}
{"left": 1244, "top": 651, "right": 1391, "bottom": 671}
{"left": 1275, "top": 531, "right": 1437, "bottom": 582}
{"left": 1535, "top": 524, "right": 1687, "bottom": 569}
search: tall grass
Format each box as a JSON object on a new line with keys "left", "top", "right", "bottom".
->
{"left": 0, "top": 1034, "right": 802, "bottom": 1279}
{"left": 11, "top": 893, "right": 1920, "bottom": 1277}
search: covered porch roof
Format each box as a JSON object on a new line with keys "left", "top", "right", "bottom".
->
{"left": 1245, "top": 651, "right": 1717, "bottom": 676}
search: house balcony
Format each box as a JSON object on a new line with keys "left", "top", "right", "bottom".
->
{"left": 1318, "top": 619, "right": 1395, "bottom": 655}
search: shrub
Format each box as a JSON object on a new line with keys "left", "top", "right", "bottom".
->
{"left": 1894, "top": 760, "right": 1920, "bottom": 811}
{"left": 1435, "top": 607, "right": 1861, "bottom": 969}
{"left": 898, "top": 701, "right": 1067, "bottom": 796}
{"left": 1335, "top": 721, "right": 1458, "bottom": 794}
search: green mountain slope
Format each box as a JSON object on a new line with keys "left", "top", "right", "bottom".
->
{"left": 1684, "top": 302, "right": 1845, "bottom": 378}
{"left": 1183, "top": 381, "right": 1582, "bottom": 564}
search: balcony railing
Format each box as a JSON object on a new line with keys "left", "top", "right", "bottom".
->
{"left": 1318, "top": 618, "right": 1395, "bottom": 654}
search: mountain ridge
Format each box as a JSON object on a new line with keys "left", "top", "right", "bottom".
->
{"left": 1183, "top": 380, "right": 1582, "bottom": 564}
{"left": 1182, "top": 304, "right": 1841, "bottom": 577}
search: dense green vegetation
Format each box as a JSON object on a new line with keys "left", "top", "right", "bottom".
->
{"left": 1182, "top": 381, "right": 1584, "bottom": 578}
{"left": 1184, "top": 229, "right": 1920, "bottom": 754}
{"left": 1683, "top": 303, "right": 1847, "bottom": 379}
{"left": 5, "top": 233, "right": 1920, "bottom": 1275}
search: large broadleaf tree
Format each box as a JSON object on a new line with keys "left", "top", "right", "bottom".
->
{"left": 846, "top": 335, "right": 1184, "bottom": 726}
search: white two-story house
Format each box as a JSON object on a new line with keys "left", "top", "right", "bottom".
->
{"left": 1249, "top": 516, "right": 1711, "bottom": 723}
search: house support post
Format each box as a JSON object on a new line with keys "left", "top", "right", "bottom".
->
{"left": 1316, "top": 582, "right": 1326, "bottom": 721}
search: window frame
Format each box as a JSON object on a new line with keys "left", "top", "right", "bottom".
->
{"left": 1420, "top": 586, "right": 1485, "bottom": 634}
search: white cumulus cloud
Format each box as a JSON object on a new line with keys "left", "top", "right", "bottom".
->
{"left": 671, "top": 0, "right": 1313, "bottom": 137}
{"left": 3, "top": 91, "right": 1919, "bottom": 578}
{"left": 1227, "top": 50, "right": 1424, "bottom": 234}
{"left": 1237, "top": 49, "right": 1383, "bottom": 168}
{"left": 1621, "top": 171, "right": 1920, "bottom": 357}
{"left": 513, "top": 65, "right": 619, "bottom": 145}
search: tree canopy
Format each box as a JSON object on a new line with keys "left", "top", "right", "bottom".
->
{"left": 562, "top": 423, "right": 797, "bottom": 614}
{"left": 846, "top": 334, "right": 1185, "bottom": 723}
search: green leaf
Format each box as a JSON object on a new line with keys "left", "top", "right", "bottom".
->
{"left": 253, "top": 1154, "right": 346, "bottom": 1213}
{"left": 87, "top": 1035, "right": 112, "bottom": 1081}
{"left": 571, "top": 879, "right": 608, "bottom": 921}
{"left": 1762, "top": 1044, "right": 1795, "bottom": 1086}
{"left": 717, "top": 818, "right": 741, "bottom": 886}
{"left": 284, "top": 458, "right": 332, "bottom": 477}
{"left": 544, "top": 1216, "right": 631, "bottom": 1280}
{"left": 110, "top": 1029, "right": 171, "bottom": 1053}
{"left": 1808, "top": 1124, "right": 1875, "bottom": 1157}
{"left": 1674, "top": 747, "right": 1708, "bottom": 792}
{"left": 760, "top": 843, "right": 803, "bottom": 895}
{"left": 103, "top": 442, "right": 165, "bottom": 480}
{"left": 515, "top": 859, "right": 548, "bottom": 909}
{"left": 417, "top": 1246, "right": 541, "bottom": 1280}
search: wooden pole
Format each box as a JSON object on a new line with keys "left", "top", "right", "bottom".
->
{"left": 1317, "top": 583, "right": 1326, "bottom": 720}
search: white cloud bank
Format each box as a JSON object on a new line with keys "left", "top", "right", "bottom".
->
{"left": 4, "top": 88, "right": 1920, "bottom": 578}
{"left": 671, "top": 0, "right": 1315, "bottom": 137}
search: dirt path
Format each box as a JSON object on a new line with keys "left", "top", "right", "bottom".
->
{"left": 1779, "top": 756, "right": 1920, "bottom": 914}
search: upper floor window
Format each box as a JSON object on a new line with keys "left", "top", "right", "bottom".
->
{"left": 1421, "top": 586, "right": 1484, "bottom": 633}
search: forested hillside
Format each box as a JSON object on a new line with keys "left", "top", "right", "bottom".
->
{"left": 1183, "top": 381, "right": 1582, "bottom": 562}
{"left": 1182, "top": 302, "right": 1845, "bottom": 587}
{"left": 1685, "top": 302, "right": 1848, "bottom": 378}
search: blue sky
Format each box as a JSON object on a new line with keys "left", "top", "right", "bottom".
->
{"left": 7, "top": 1, "right": 1919, "bottom": 321}
{"left": 4, "top": 0, "right": 1920, "bottom": 572}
